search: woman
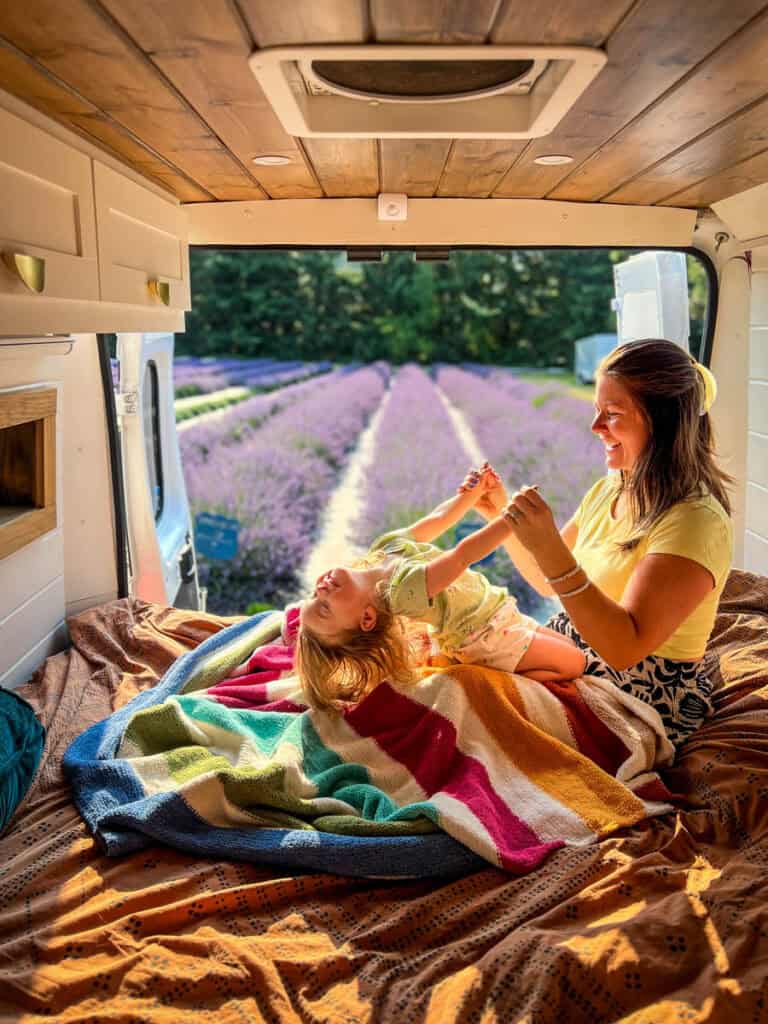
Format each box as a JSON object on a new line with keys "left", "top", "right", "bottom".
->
{"left": 478, "top": 339, "right": 733, "bottom": 747}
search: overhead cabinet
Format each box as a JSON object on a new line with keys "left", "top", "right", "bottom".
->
{"left": 94, "top": 162, "right": 190, "bottom": 314}
{"left": 0, "top": 105, "right": 190, "bottom": 336}
{"left": 0, "top": 107, "right": 99, "bottom": 305}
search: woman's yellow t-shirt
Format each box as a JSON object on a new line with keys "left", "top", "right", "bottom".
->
{"left": 572, "top": 475, "right": 733, "bottom": 661}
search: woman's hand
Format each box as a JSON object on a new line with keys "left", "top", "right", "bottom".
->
{"left": 503, "top": 486, "right": 561, "bottom": 563}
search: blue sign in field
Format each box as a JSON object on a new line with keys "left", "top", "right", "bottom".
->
{"left": 194, "top": 512, "right": 241, "bottom": 560}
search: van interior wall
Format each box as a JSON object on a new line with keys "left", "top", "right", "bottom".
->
{"left": 0, "top": 335, "right": 118, "bottom": 689}
{"left": 709, "top": 252, "right": 750, "bottom": 568}
{"left": 699, "top": 197, "right": 768, "bottom": 576}
{"left": 745, "top": 248, "right": 768, "bottom": 575}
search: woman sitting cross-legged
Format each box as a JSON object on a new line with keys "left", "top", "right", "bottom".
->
{"left": 477, "top": 339, "right": 734, "bottom": 748}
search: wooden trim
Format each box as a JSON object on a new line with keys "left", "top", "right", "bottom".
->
{"left": 43, "top": 413, "right": 56, "bottom": 507}
{"left": 186, "top": 196, "right": 698, "bottom": 248}
{"left": 0, "top": 386, "right": 57, "bottom": 560}
{"left": 0, "top": 295, "right": 186, "bottom": 334}
{"left": 0, "top": 505, "right": 56, "bottom": 560}
{"left": 0, "top": 388, "right": 56, "bottom": 430}
{"left": 33, "top": 418, "right": 45, "bottom": 505}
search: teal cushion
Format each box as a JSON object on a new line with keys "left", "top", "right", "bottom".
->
{"left": 0, "top": 687, "right": 45, "bottom": 833}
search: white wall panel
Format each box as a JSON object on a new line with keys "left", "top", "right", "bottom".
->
{"left": 0, "top": 575, "right": 64, "bottom": 687}
{"left": 61, "top": 337, "right": 118, "bottom": 613}
{"left": 751, "top": 268, "right": 768, "bottom": 323}
{"left": 0, "top": 528, "right": 62, "bottom": 623}
{"left": 746, "top": 482, "right": 768, "bottom": 537}
{"left": 0, "top": 336, "right": 118, "bottom": 689}
{"left": 745, "top": 252, "right": 768, "bottom": 574}
{"left": 748, "top": 432, "right": 768, "bottom": 490}
{"left": 0, "top": 620, "right": 69, "bottom": 690}
{"left": 0, "top": 373, "right": 64, "bottom": 685}
{"left": 710, "top": 256, "right": 751, "bottom": 567}
{"left": 750, "top": 326, "right": 768, "bottom": 380}
{"left": 745, "top": 530, "right": 768, "bottom": 577}
{"left": 749, "top": 382, "right": 768, "bottom": 435}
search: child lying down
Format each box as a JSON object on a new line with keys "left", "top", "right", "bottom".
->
{"left": 231, "top": 465, "right": 585, "bottom": 710}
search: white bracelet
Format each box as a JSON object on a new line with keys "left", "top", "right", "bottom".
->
{"left": 559, "top": 578, "right": 591, "bottom": 599}
{"left": 546, "top": 563, "right": 581, "bottom": 585}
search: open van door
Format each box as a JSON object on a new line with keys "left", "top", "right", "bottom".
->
{"left": 115, "top": 332, "right": 200, "bottom": 609}
{"left": 612, "top": 251, "right": 690, "bottom": 352}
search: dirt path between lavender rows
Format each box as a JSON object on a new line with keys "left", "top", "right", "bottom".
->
{"left": 301, "top": 378, "right": 485, "bottom": 589}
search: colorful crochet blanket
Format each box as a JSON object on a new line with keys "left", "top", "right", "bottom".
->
{"left": 64, "top": 608, "right": 677, "bottom": 876}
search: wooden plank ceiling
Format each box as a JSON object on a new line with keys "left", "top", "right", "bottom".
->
{"left": 0, "top": 0, "right": 767, "bottom": 208}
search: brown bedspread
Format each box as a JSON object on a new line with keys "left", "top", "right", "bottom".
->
{"left": 1, "top": 572, "right": 768, "bottom": 1023}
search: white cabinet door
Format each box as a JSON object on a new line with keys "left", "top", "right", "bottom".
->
{"left": 0, "top": 107, "right": 98, "bottom": 302}
{"left": 116, "top": 332, "right": 199, "bottom": 607}
{"left": 95, "top": 162, "right": 191, "bottom": 313}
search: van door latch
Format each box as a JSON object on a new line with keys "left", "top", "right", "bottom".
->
{"left": 115, "top": 390, "right": 139, "bottom": 417}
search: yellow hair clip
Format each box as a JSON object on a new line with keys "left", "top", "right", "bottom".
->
{"left": 693, "top": 360, "right": 717, "bottom": 415}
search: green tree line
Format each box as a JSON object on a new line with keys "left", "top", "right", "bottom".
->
{"left": 181, "top": 249, "right": 708, "bottom": 366}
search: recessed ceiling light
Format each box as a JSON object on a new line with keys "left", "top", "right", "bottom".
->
{"left": 533, "top": 154, "right": 574, "bottom": 165}
{"left": 252, "top": 154, "right": 292, "bottom": 166}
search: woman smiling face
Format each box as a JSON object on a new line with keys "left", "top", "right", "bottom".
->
{"left": 591, "top": 373, "right": 650, "bottom": 474}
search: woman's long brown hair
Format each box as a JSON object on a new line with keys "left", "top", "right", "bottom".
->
{"left": 598, "top": 339, "right": 733, "bottom": 550}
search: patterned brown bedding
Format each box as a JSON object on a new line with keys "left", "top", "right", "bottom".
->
{"left": 1, "top": 570, "right": 767, "bottom": 1023}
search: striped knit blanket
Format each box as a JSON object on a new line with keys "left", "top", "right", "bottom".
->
{"left": 64, "top": 608, "right": 677, "bottom": 876}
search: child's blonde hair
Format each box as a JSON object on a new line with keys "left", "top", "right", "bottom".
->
{"left": 296, "top": 564, "right": 418, "bottom": 711}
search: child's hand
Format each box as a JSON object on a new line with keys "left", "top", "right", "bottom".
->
{"left": 476, "top": 463, "right": 508, "bottom": 519}
{"left": 477, "top": 462, "right": 501, "bottom": 494}
{"left": 457, "top": 467, "right": 483, "bottom": 495}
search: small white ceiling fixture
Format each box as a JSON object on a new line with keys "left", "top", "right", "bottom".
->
{"left": 250, "top": 45, "right": 606, "bottom": 140}
{"left": 533, "top": 154, "right": 575, "bottom": 165}
{"left": 252, "top": 154, "right": 292, "bottom": 165}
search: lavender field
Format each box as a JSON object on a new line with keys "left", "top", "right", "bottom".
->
{"left": 172, "top": 356, "right": 332, "bottom": 397}
{"left": 109, "top": 355, "right": 331, "bottom": 397}
{"left": 180, "top": 361, "right": 604, "bottom": 617}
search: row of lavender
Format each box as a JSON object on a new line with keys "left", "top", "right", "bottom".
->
{"left": 172, "top": 356, "right": 332, "bottom": 396}
{"left": 181, "top": 364, "right": 390, "bottom": 612}
{"left": 109, "top": 357, "right": 332, "bottom": 398}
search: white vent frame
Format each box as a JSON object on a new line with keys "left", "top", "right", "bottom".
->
{"left": 249, "top": 45, "right": 606, "bottom": 140}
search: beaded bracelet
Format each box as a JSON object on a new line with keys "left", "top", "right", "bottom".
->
{"left": 559, "top": 578, "right": 591, "bottom": 599}
{"left": 546, "top": 563, "right": 581, "bottom": 585}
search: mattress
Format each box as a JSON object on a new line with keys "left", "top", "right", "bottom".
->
{"left": 1, "top": 571, "right": 767, "bottom": 1022}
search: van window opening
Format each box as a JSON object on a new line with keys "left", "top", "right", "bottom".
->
{"left": 123, "top": 246, "right": 713, "bottom": 619}
{"left": 183, "top": 247, "right": 714, "bottom": 367}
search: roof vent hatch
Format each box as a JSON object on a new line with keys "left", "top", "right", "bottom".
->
{"left": 250, "top": 45, "right": 606, "bottom": 139}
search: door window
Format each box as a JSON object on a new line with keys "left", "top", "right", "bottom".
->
{"left": 142, "top": 360, "right": 164, "bottom": 521}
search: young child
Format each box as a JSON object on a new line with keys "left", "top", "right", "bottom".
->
{"left": 296, "top": 464, "right": 586, "bottom": 710}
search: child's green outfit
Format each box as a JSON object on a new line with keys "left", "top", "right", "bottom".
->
{"left": 369, "top": 528, "right": 539, "bottom": 671}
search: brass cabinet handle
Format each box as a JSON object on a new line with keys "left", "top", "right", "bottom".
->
{"left": 2, "top": 252, "right": 45, "bottom": 293}
{"left": 147, "top": 278, "right": 170, "bottom": 305}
